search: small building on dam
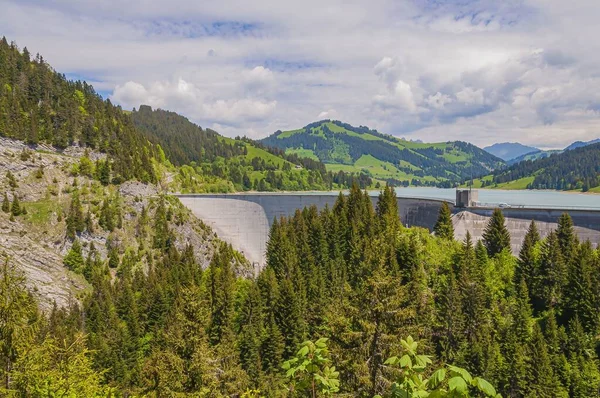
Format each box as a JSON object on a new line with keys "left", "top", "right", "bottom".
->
{"left": 177, "top": 191, "right": 600, "bottom": 270}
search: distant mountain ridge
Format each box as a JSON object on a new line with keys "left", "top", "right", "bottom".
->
{"left": 564, "top": 138, "right": 600, "bottom": 151}
{"left": 505, "top": 137, "right": 600, "bottom": 165}
{"left": 261, "top": 120, "right": 505, "bottom": 187}
{"left": 483, "top": 142, "right": 540, "bottom": 161}
{"left": 476, "top": 142, "right": 600, "bottom": 192}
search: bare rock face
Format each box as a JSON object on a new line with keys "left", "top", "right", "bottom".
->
{"left": 0, "top": 138, "right": 238, "bottom": 311}
{"left": 0, "top": 215, "right": 86, "bottom": 310}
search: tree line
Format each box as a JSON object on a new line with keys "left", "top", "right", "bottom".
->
{"left": 2, "top": 185, "right": 599, "bottom": 396}
{"left": 0, "top": 38, "right": 156, "bottom": 184}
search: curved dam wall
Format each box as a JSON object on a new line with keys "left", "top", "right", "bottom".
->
{"left": 453, "top": 208, "right": 600, "bottom": 254}
{"left": 177, "top": 194, "right": 449, "bottom": 268}
{"left": 178, "top": 193, "right": 600, "bottom": 267}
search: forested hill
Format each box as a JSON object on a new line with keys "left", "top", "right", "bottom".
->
{"left": 132, "top": 106, "right": 373, "bottom": 191}
{"left": 484, "top": 142, "right": 600, "bottom": 192}
{"left": 0, "top": 38, "right": 156, "bottom": 183}
{"left": 131, "top": 105, "right": 246, "bottom": 166}
{"left": 261, "top": 120, "right": 505, "bottom": 187}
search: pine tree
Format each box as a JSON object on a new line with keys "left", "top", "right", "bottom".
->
{"left": 6, "top": 171, "right": 17, "bottom": 188}
{"left": 563, "top": 241, "right": 596, "bottom": 331}
{"left": 1, "top": 193, "right": 9, "bottom": 213}
{"left": 65, "top": 190, "right": 84, "bottom": 239}
{"left": 238, "top": 283, "right": 263, "bottom": 383}
{"left": 433, "top": 201, "right": 454, "bottom": 240}
{"left": 153, "top": 196, "right": 171, "bottom": 250}
{"left": 534, "top": 232, "right": 567, "bottom": 313}
{"left": 515, "top": 220, "right": 540, "bottom": 290}
{"left": 257, "top": 268, "right": 284, "bottom": 373}
{"left": 63, "top": 239, "right": 84, "bottom": 273}
{"left": 275, "top": 278, "right": 305, "bottom": 358}
{"left": 10, "top": 195, "right": 21, "bottom": 217}
{"left": 0, "top": 256, "right": 39, "bottom": 391}
{"left": 556, "top": 213, "right": 578, "bottom": 261}
{"left": 208, "top": 244, "right": 236, "bottom": 346}
{"left": 436, "top": 270, "right": 464, "bottom": 363}
{"left": 526, "top": 323, "right": 558, "bottom": 397}
{"left": 482, "top": 208, "right": 511, "bottom": 257}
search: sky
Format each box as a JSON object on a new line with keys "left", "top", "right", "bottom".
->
{"left": 2, "top": 0, "right": 600, "bottom": 149}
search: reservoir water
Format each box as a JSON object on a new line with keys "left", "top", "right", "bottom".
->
{"left": 244, "top": 188, "right": 599, "bottom": 210}
{"left": 387, "top": 187, "right": 600, "bottom": 210}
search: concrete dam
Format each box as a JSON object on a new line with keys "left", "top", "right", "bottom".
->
{"left": 177, "top": 193, "right": 600, "bottom": 268}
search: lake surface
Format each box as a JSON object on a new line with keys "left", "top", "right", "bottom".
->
{"left": 235, "top": 188, "right": 600, "bottom": 210}
{"left": 387, "top": 187, "right": 600, "bottom": 210}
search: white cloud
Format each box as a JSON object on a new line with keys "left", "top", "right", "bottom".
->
{"left": 456, "top": 88, "right": 485, "bottom": 106}
{"left": 111, "top": 76, "right": 276, "bottom": 126}
{"left": 317, "top": 109, "right": 338, "bottom": 119}
{"left": 202, "top": 99, "right": 277, "bottom": 125}
{"left": 3, "top": 0, "right": 600, "bottom": 146}
{"left": 426, "top": 92, "right": 452, "bottom": 110}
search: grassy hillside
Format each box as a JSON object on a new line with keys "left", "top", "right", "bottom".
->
{"left": 261, "top": 120, "right": 505, "bottom": 187}
{"left": 132, "top": 108, "right": 372, "bottom": 192}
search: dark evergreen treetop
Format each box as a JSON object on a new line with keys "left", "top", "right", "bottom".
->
{"left": 433, "top": 201, "right": 454, "bottom": 240}
{"left": 481, "top": 208, "right": 511, "bottom": 257}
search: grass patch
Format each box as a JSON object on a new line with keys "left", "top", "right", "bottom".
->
{"left": 285, "top": 148, "right": 319, "bottom": 161}
{"left": 24, "top": 199, "right": 61, "bottom": 225}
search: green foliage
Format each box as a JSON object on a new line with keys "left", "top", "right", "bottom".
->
{"left": 10, "top": 194, "right": 22, "bottom": 216}
{"left": 63, "top": 239, "right": 85, "bottom": 273}
{"left": 2, "top": 193, "right": 10, "bottom": 213}
{"left": 377, "top": 336, "right": 501, "bottom": 398}
{"left": 282, "top": 338, "right": 340, "bottom": 396}
{"left": 6, "top": 171, "right": 18, "bottom": 188}
{"left": 489, "top": 141, "right": 600, "bottom": 191}
{"left": 262, "top": 120, "right": 505, "bottom": 187}
{"left": 0, "top": 40, "right": 156, "bottom": 183}
{"left": 434, "top": 202, "right": 454, "bottom": 240}
{"left": 10, "top": 334, "right": 108, "bottom": 397}
{"left": 482, "top": 209, "right": 511, "bottom": 257}
{"left": 0, "top": 255, "right": 40, "bottom": 394}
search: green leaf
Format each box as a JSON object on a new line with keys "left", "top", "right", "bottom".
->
{"left": 385, "top": 356, "right": 399, "bottom": 365}
{"left": 315, "top": 337, "right": 328, "bottom": 348}
{"left": 415, "top": 354, "right": 432, "bottom": 367}
{"left": 474, "top": 377, "right": 497, "bottom": 397}
{"left": 399, "top": 354, "right": 412, "bottom": 368}
{"left": 448, "top": 376, "right": 468, "bottom": 393}
{"left": 298, "top": 345, "right": 309, "bottom": 357}
{"left": 447, "top": 365, "right": 473, "bottom": 383}
{"left": 427, "top": 368, "right": 446, "bottom": 389}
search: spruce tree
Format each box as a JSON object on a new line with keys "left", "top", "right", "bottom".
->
{"left": 534, "top": 232, "right": 567, "bottom": 313}
{"left": 63, "top": 239, "right": 84, "bottom": 273}
{"left": 515, "top": 220, "right": 540, "bottom": 289}
{"left": 563, "top": 241, "right": 596, "bottom": 331}
{"left": 6, "top": 171, "right": 17, "bottom": 188}
{"left": 433, "top": 201, "right": 454, "bottom": 240}
{"left": 208, "top": 244, "right": 236, "bottom": 346}
{"left": 66, "top": 190, "right": 84, "bottom": 239}
{"left": 482, "top": 208, "right": 511, "bottom": 257}
{"left": 556, "top": 213, "right": 578, "bottom": 260}
{"left": 526, "top": 323, "right": 558, "bottom": 397}
{"left": 1, "top": 193, "right": 9, "bottom": 213}
{"left": 10, "top": 195, "right": 21, "bottom": 217}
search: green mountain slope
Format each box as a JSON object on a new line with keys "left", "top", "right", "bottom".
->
{"left": 471, "top": 142, "right": 600, "bottom": 191}
{"left": 261, "top": 120, "right": 505, "bottom": 187}
{"left": 131, "top": 107, "right": 372, "bottom": 192}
